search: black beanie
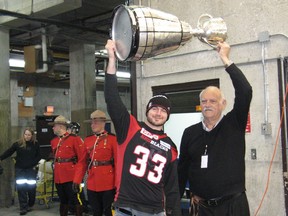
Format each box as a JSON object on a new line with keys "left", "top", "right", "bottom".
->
{"left": 146, "top": 94, "right": 171, "bottom": 119}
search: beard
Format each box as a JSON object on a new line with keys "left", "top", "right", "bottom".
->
{"left": 146, "top": 115, "right": 166, "bottom": 127}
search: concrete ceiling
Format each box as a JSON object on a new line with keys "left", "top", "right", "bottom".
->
{"left": 4, "top": 0, "right": 127, "bottom": 53}
{"left": 1, "top": 0, "right": 130, "bottom": 85}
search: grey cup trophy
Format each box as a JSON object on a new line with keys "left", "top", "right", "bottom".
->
{"left": 111, "top": 5, "right": 227, "bottom": 61}
{"left": 191, "top": 14, "right": 227, "bottom": 48}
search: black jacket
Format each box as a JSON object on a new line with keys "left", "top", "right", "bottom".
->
{"left": 0, "top": 141, "right": 41, "bottom": 169}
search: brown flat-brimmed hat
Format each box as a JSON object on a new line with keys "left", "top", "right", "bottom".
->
{"left": 83, "top": 110, "right": 110, "bottom": 123}
{"left": 48, "top": 115, "right": 70, "bottom": 126}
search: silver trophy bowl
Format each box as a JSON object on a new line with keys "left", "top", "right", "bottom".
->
{"left": 111, "top": 5, "right": 227, "bottom": 61}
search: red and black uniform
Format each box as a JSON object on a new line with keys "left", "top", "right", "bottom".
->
{"left": 84, "top": 131, "right": 117, "bottom": 216}
{"left": 50, "top": 132, "right": 87, "bottom": 206}
{"left": 104, "top": 73, "right": 182, "bottom": 215}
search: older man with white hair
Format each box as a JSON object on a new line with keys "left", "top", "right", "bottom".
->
{"left": 178, "top": 42, "right": 253, "bottom": 216}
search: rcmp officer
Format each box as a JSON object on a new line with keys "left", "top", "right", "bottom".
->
{"left": 49, "top": 115, "right": 87, "bottom": 216}
{"left": 83, "top": 110, "right": 117, "bottom": 216}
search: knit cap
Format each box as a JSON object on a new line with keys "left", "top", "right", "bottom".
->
{"left": 146, "top": 94, "right": 171, "bottom": 119}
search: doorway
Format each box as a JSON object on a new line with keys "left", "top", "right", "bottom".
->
{"left": 151, "top": 78, "right": 220, "bottom": 152}
{"left": 278, "top": 57, "right": 288, "bottom": 215}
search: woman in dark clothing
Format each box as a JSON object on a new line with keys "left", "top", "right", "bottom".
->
{"left": 0, "top": 127, "right": 41, "bottom": 215}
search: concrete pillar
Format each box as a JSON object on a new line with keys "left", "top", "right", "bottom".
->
{"left": 0, "top": 27, "right": 13, "bottom": 207}
{"left": 69, "top": 43, "right": 96, "bottom": 138}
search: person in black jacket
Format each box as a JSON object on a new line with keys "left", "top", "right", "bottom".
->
{"left": 0, "top": 127, "right": 41, "bottom": 215}
{"left": 104, "top": 39, "right": 181, "bottom": 216}
{"left": 178, "top": 42, "right": 252, "bottom": 216}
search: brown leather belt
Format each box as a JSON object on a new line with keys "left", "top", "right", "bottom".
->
{"left": 55, "top": 157, "right": 76, "bottom": 163}
{"left": 91, "top": 160, "right": 113, "bottom": 166}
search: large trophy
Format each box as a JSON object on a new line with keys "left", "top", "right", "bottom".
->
{"left": 111, "top": 5, "right": 227, "bottom": 61}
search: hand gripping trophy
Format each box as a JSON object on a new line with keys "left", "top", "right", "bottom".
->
{"left": 111, "top": 5, "right": 227, "bottom": 61}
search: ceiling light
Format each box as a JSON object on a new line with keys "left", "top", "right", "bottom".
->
{"left": 9, "top": 59, "right": 25, "bottom": 68}
{"left": 116, "top": 71, "right": 130, "bottom": 79}
{"left": 95, "top": 49, "right": 108, "bottom": 56}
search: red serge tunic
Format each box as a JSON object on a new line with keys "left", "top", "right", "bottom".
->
{"left": 51, "top": 132, "right": 87, "bottom": 184}
{"left": 84, "top": 132, "right": 118, "bottom": 192}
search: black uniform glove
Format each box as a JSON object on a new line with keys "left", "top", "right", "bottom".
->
{"left": 72, "top": 182, "right": 80, "bottom": 193}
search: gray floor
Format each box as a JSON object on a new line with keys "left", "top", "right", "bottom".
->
{"left": 0, "top": 201, "right": 93, "bottom": 216}
{"left": 0, "top": 193, "right": 91, "bottom": 216}
{"left": 0, "top": 194, "right": 188, "bottom": 216}
{"left": 0, "top": 201, "right": 59, "bottom": 216}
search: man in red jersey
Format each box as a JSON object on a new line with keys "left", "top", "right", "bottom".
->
{"left": 49, "top": 115, "right": 87, "bottom": 216}
{"left": 83, "top": 110, "right": 117, "bottom": 216}
{"left": 104, "top": 39, "right": 181, "bottom": 216}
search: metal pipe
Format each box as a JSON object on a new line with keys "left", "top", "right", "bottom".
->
{"left": 261, "top": 42, "right": 269, "bottom": 123}
{"left": 140, "top": 57, "right": 281, "bottom": 78}
{"left": 0, "top": 9, "right": 108, "bottom": 35}
{"left": 36, "top": 28, "right": 48, "bottom": 73}
{"left": 153, "top": 33, "right": 288, "bottom": 60}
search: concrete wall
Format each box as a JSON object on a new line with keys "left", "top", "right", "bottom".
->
{"left": 134, "top": 0, "right": 288, "bottom": 215}
{"left": 9, "top": 82, "right": 71, "bottom": 141}
{"left": 34, "top": 87, "right": 71, "bottom": 117}
{"left": 11, "top": 82, "right": 131, "bottom": 138}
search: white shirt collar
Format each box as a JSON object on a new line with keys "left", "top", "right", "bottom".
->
{"left": 202, "top": 114, "right": 224, "bottom": 132}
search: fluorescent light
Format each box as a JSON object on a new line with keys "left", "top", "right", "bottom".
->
{"left": 9, "top": 59, "right": 25, "bottom": 67}
{"left": 95, "top": 49, "right": 107, "bottom": 56}
{"left": 9, "top": 58, "right": 131, "bottom": 79}
{"left": 97, "top": 70, "right": 131, "bottom": 79}
{"left": 117, "top": 71, "right": 131, "bottom": 79}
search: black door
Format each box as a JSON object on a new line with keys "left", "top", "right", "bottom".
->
{"left": 36, "top": 115, "right": 57, "bottom": 160}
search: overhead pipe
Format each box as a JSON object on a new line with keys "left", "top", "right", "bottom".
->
{"left": 0, "top": 9, "right": 108, "bottom": 35}
{"left": 36, "top": 28, "right": 48, "bottom": 73}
